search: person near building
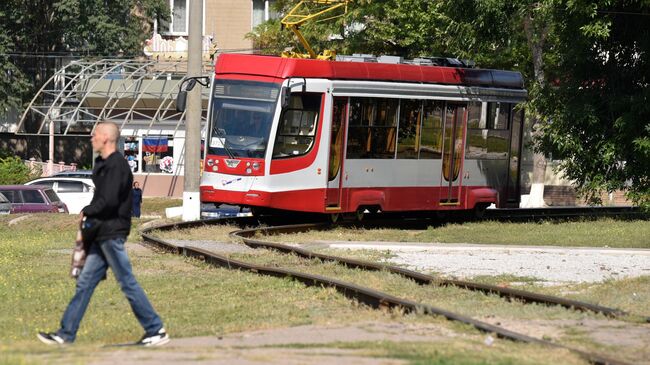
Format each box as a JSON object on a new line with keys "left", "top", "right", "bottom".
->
{"left": 132, "top": 181, "right": 143, "bottom": 218}
{"left": 37, "top": 122, "right": 169, "bottom": 347}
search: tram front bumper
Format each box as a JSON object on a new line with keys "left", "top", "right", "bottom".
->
{"left": 200, "top": 187, "right": 271, "bottom": 207}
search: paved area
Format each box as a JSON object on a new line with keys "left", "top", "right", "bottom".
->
{"left": 319, "top": 241, "right": 650, "bottom": 284}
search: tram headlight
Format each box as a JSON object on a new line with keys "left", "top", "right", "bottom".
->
{"left": 212, "top": 166, "right": 218, "bottom": 172}
{"left": 206, "top": 159, "right": 214, "bottom": 167}
{"left": 252, "top": 162, "right": 260, "bottom": 170}
{"left": 246, "top": 162, "right": 251, "bottom": 167}
{"left": 246, "top": 168, "right": 252, "bottom": 174}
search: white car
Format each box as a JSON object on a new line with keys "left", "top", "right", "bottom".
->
{"left": 25, "top": 177, "right": 94, "bottom": 214}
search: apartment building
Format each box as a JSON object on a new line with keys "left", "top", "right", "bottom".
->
{"left": 152, "top": 0, "right": 278, "bottom": 54}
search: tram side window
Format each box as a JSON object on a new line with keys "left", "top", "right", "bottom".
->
{"left": 396, "top": 99, "right": 422, "bottom": 159}
{"left": 419, "top": 100, "right": 443, "bottom": 159}
{"left": 486, "top": 130, "right": 509, "bottom": 159}
{"left": 465, "top": 102, "right": 488, "bottom": 159}
{"left": 477, "top": 102, "right": 510, "bottom": 159}
{"left": 487, "top": 102, "right": 510, "bottom": 130}
{"left": 507, "top": 104, "right": 525, "bottom": 201}
{"left": 272, "top": 93, "right": 321, "bottom": 158}
{"left": 346, "top": 97, "right": 398, "bottom": 159}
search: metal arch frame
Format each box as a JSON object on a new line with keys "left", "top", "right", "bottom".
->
{"left": 16, "top": 59, "right": 107, "bottom": 135}
{"left": 119, "top": 61, "right": 189, "bottom": 134}
{"left": 148, "top": 63, "right": 212, "bottom": 136}
{"left": 96, "top": 60, "right": 159, "bottom": 125}
{"left": 62, "top": 59, "right": 139, "bottom": 136}
{"left": 16, "top": 58, "right": 215, "bottom": 138}
{"left": 146, "top": 75, "right": 199, "bottom": 176}
{"left": 41, "top": 59, "right": 132, "bottom": 135}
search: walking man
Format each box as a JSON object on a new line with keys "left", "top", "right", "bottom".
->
{"left": 38, "top": 122, "right": 169, "bottom": 346}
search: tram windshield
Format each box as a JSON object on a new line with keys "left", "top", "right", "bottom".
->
{"left": 208, "top": 79, "right": 280, "bottom": 158}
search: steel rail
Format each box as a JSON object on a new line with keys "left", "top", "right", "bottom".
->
{"left": 140, "top": 218, "right": 633, "bottom": 365}
{"left": 483, "top": 206, "right": 644, "bottom": 220}
{"left": 230, "top": 222, "right": 649, "bottom": 322}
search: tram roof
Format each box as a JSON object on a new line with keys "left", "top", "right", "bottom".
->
{"left": 216, "top": 54, "right": 525, "bottom": 90}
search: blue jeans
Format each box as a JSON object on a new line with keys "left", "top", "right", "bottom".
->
{"left": 57, "top": 237, "right": 163, "bottom": 342}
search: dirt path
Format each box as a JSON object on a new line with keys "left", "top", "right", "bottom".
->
{"left": 50, "top": 322, "right": 452, "bottom": 365}
{"left": 32, "top": 319, "right": 649, "bottom": 365}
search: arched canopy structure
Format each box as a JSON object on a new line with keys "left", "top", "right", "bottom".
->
{"left": 16, "top": 58, "right": 214, "bottom": 136}
{"left": 14, "top": 59, "right": 215, "bottom": 196}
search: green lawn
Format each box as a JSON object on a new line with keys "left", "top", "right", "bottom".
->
{"left": 1, "top": 212, "right": 648, "bottom": 365}
{"left": 267, "top": 218, "right": 650, "bottom": 248}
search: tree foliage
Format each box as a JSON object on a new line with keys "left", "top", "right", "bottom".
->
{"left": 0, "top": 0, "right": 169, "bottom": 118}
{"left": 250, "top": 0, "right": 649, "bottom": 208}
{"left": 537, "top": 1, "right": 650, "bottom": 208}
{"left": 0, "top": 156, "right": 37, "bottom": 184}
{"left": 0, "top": 0, "right": 168, "bottom": 55}
{"left": 0, "top": 11, "right": 30, "bottom": 116}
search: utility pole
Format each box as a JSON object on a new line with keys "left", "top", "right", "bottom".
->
{"left": 182, "top": 0, "right": 203, "bottom": 221}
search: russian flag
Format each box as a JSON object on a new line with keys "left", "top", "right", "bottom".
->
{"left": 142, "top": 137, "right": 168, "bottom": 153}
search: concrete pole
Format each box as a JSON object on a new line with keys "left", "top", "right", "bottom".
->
{"left": 182, "top": 0, "right": 203, "bottom": 221}
{"left": 48, "top": 118, "right": 54, "bottom": 176}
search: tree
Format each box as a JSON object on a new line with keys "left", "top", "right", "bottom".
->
{"left": 247, "top": 0, "right": 447, "bottom": 58}
{"left": 0, "top": 0, "right": 169, "bottom": 118}
{"left": 0, "top": 0, "right": 168, "bottom": 56}
{"left": 537, "top": 1, "right": 650, "bottom": 209}
{"left": 0, "top": 12, "right": 30, "bottom": 117}
{"left": 0, "top": 156, "right": 37, "bottom": 184}
{"left": 252, "top": 0, "right": 650, "bottom": 208}
{"left": 440, "top": 1, "right": 559, "bottom": 208}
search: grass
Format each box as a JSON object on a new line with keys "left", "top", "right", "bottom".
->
{"left": 0, "top": 214, "right": 385, "bottom": 363}
{"left": 2, "top": 211, "right": 648, "bottom": 365}
{"left": 140, "top": 197, "right": 182, "bottom": 217}
{"left": 224, "top": 249, "right": 650, "bottom": 322}
{"left": 265, "top": 218, "right": 650, "bottom": 248}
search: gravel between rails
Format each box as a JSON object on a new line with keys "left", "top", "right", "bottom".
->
{"left": 318, "top": 241, "right": 650, "bottom": 284}
{"left": 159, "top": 237, "right": 650, "bottom": 284}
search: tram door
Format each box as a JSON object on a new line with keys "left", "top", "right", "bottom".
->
{"left": 326, "top": 97, "right": 347, "bottom": 209}
{"left": 440, "top": 103, "right": 467, "bottom": 205}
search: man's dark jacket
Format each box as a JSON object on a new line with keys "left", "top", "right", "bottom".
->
{"left": 82, "top": 151, "right": 133, "bottom": 241}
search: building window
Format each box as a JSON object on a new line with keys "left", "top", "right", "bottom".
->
{"left": 159, "top": 0, "right": 188, "bottom": 35}
{"left": 252, "top": 0, "right": 278, "bottom": 28}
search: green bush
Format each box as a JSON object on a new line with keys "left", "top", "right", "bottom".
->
{"left": 0, "top": 156, "right": 35, "bottom": 185}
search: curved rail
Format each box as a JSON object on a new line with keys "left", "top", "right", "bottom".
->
{"left": 231, "top": 222, "right": 648, "bottom": 321}
{"left": 139, "top": 217, "right": 639, "bottom": 365}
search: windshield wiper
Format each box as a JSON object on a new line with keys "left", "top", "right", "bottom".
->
{"left": 215, "top": 128, "right": 236, "bottom": 159}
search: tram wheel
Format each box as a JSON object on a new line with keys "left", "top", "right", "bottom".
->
{"left": 329, "top": 213, "right": 341, "bottom": 224}
{"left": 474, "top": 203, "right": 490, "bottom": 219}
{"left": 250, "top": 207, "right": 272, "bottom": 217}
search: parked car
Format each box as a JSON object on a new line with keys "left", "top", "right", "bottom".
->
{"left": 52, "top": 170, "right": 93, "bottom": 178}
{"left": 24, "top": 177, "right": 94, "bottom": 214}
{"left": 0, "top": 185, "right": 68, "bottom": 214}
{"left": 0, "top": 192, "right": 11, "bottom": 214}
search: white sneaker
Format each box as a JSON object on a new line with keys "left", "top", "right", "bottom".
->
{"left": 136, "top": 328, "right": 170, "bottom": 346}
{"left": 37, "top": 332, "right": 67, "bottom": 345}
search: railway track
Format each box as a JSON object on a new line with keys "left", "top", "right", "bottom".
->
{"left": 140, "top": 211, "right": 647, "bottom": 365}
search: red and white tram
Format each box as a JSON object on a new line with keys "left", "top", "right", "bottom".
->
{"left": 200, "top": 53, "right": 527, "bottom": 218}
